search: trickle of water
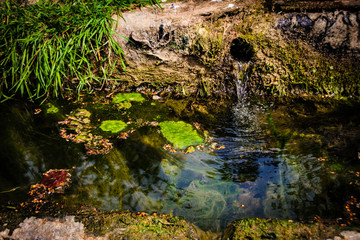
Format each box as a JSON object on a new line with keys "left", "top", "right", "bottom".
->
{"left": 232, "top": 61, "right": 264, "bottom": 131}
{"left": 233, "top": 61, "right": 251, "bottom": 103}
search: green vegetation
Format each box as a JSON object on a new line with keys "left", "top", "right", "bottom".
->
{"left": 45, "top": 103, "right": 59, "bottom": 114}
{"left": 100, "top": 120, "right": 127, "bottom": 133}
{"left": 112, "top": 92, "right": 145, "bottom": 103}
{"left": 191, "top": 26, "right": 225, "bottom": 67}
{"left": 0, "top": 0, "right": 159, "bottom": 102}
{"left": 232, "top": 9, "right": 360, "bottom": 97}
{"left": 159, "top": 121, "right": 204, "bottom": 149}
{"left": 223, "top": 218, "right": 339, "bottom": 239}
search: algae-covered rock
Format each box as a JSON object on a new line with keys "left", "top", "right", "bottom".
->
{"left": 112, "top": 93, "right": 145, "bottom": 103}
{"left": 159, "top": 121, "right": 204, "bottom": 150}
{"left": 223, "top": 218, "right": 340, "bottom": 240}
{"left": 100, "top": 120, "right": 127, "bottom": 133}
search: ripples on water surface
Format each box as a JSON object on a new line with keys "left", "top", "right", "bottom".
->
{"left": 0, "top": 97, "right": 356, "bottom": 232}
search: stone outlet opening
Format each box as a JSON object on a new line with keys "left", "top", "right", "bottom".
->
{"left": 230, "top": 38, "right": 255, "bottom": 62}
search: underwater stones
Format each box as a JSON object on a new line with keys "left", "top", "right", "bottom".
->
{"left": 100, "top": 120, "right": 127, "bottom": 133}
{"left": 230, "top": 38, "right": 255, "bottom": 62}
{"left": 112, "top": 93, "right": 145, "bottom": 104}
{"left": 159, "top": 121, "right": 204, "bottom": 150}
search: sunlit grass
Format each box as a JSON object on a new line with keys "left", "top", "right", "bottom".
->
{"left": 0, "top": 0, "right": 159, "bottom": 102}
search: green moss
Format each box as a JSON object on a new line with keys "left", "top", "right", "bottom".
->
{"left": 223, "top": 218, "right": 340, "bottom": 240}
{"left": 159, "top": 121, "right": 204, "bottom": 150}
{"left": 46, "top": 103, "right": 59, "bottom": 114}
{"left": 190, "top": 26, "right": 225, "bottom": 67}
{"left": 75, "top": 210, "right": 212, "bottom": 239}
{"left": 118, "top": 102, "right": 132, "bottom": 109}
{"left": 112, "top": 93, "right": 145, "bottom": 104}
{"left": 100, "top": 120, "right": 127, "bottom": 133}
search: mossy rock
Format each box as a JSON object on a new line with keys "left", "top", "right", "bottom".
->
{"left": 159, "top": 121, "right": 204, "bottom": 150}
{"left": 100, "top": 120, "right": 127, "bottom": 133}
{"left": 112, "top": 93, "right": 145, "bottom": 104}
{"left": 223, "top": 218, "right": 340, "bottom": 240}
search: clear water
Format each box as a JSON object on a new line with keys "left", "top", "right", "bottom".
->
{"left": 0, "top": 97, "right": 353, "bottom": 232}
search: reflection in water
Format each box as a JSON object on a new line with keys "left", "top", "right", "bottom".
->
{"left": 0, "top": 98, "right": 352, "bottom": 232}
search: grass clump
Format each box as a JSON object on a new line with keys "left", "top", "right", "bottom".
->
{"left": 100, "top": 120, "right": 127, "bottom": 133}
{"left": 0, "top": 0, "right": 158, "bottom": 102}
{"left": 159, "top": 121, "right": 204, "bottom": 150}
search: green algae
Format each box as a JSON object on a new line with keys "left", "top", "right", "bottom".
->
{"left": 100, "top": 120, "right": 127, "bottom": 133}
{"left": 46, "top": 103, "right": 59, "bottom": 114}
{"left": 112, "top": 93, "right": 145, "bottom": 104}
{"left": 159, "top": 121, "right": 204, "bottom": 150}
{"left": 118, "top": 102, "right": 132, "bottom": 109}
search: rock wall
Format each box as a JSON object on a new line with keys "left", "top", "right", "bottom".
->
{"left": 272, "top": 0, "right": 360, "bottom": 11}
{"left": 111, "top": 1, "right": 360, "bottom": 98}
{"left": 277, "top": 11, "right": 360, "bottom": 55}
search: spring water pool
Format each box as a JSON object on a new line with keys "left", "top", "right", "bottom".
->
{"left": 0, "top": 95, "right": 357, "bottom": 232}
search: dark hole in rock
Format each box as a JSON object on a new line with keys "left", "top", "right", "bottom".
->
{"left": 230, "top": 38, "right": 254, "bottom": 61}
{"left": 159, "top": 24, "right": 164, "bottom": 40}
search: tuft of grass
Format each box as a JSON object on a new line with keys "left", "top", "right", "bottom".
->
{"left": 0, "top": 0, "right": 159, "bottom": 102}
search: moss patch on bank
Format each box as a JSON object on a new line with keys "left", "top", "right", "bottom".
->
{"left": 223, "top": 218, "right": 340, "bottom": 239}
{"left": 75, "top": 209, "right": 213, "bottom": 239}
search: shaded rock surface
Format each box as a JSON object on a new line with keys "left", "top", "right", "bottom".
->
{"left": 277, "top": 11, "right": 360, "bottom": 54}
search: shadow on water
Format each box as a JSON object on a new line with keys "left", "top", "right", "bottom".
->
{"left": 0, "top": 96, "right": 359, "bottom": 232}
